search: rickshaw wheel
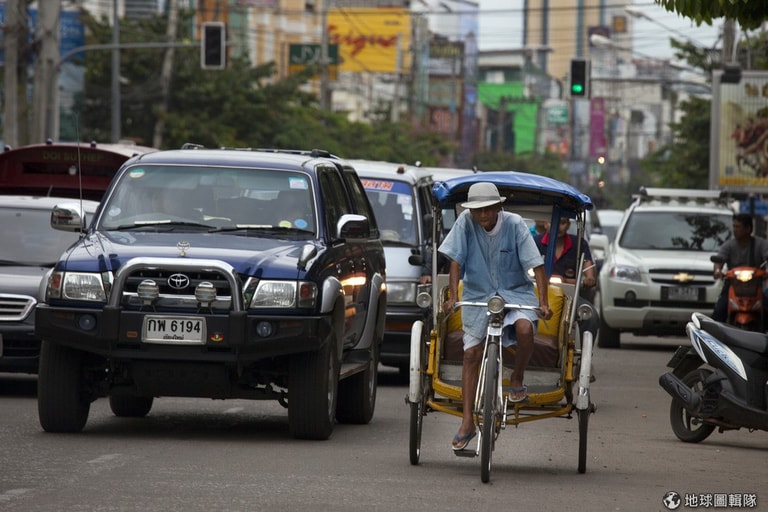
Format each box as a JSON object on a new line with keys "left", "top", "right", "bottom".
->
{"left": 408, "top": 320, "right": 429, "bottom": 465}
{"left": 480, "top": 342, "right": 499, "bottom": 483}
{"left": 577, "top": 407, "right": 589, "bottom": 473}
{"left": 409, "top": 400, "right": 425, "bottom": 465}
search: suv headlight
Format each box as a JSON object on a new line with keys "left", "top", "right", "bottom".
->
{"left": 248, "top": 280, "right": 317, "bottom": 308}
{"left": 47, "top": 271, "right": 110, "bottom": 302}
{"left": 385, "top": 281, "right": 417, "bottom": 305}
{"left": 610, "top": 264, "right": 642, "bottom": 282}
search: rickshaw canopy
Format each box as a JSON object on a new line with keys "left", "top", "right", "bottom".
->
{"left": 432, "top": 171, "right": 593, "bottom": 220}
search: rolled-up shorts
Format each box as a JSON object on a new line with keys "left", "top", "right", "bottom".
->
{"left": 462, "top": 310, "right": 538, "bottom": 351}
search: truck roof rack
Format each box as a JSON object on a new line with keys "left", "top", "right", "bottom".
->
{"left": 634, "top": 187, "right": 727, "bottom": 206}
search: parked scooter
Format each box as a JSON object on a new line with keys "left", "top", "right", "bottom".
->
{"left": 711, "top": 255, "right": 767, "bottom": 332}
{"left": 659, "top": 311, "right": 768, "bottom": 442}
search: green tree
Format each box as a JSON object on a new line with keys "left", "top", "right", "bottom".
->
{"left": 657, "top": 0, "right": 768, "bottom": 30}
{"left": 77, "top": 10, "right": 454, "bottom": 165}
{"left": 472, "top": 150, "right": 568, "bottom": 182}
{"left": 641, "top": 96, "right": 712, "bottom": 188}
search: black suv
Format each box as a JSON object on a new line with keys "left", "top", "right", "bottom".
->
{"left": 35, "top": 147, "right": 386, "bottom": 440}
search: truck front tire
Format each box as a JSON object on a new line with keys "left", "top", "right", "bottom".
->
{"left": 38, "top": 341, "right": 90, "bottom": 433}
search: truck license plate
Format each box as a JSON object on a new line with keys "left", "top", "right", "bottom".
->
{"left": 664, "top": 286, "right": 702, "bottom": 301}
{"left": 142, "top": 316, "right": 206, "bottom": 344}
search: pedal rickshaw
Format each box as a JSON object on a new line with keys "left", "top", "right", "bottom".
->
{"left": 406, "top": 171, "right": 595, "bottom": 482}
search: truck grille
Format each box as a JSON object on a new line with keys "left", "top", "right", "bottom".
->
{"left": 0, "top": 294, "right": 36, "bottom": 321}
{"left": 124, "top": 269, "right": 234, "bottom": 297}
{"left": 113, "top": 258, "right": 245, "bottom": 312}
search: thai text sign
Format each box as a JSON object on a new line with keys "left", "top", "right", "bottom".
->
{"left": 328, "top": 8, "right": 411, "bottom": 73}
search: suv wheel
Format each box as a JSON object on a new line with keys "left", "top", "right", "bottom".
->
{"left": 109, "top": 395, "right": 154, "bottom": 417}
{"left": 288, "top": 325, "right": 340, "bottom": 440}
{"left": 337, "top": 330, "right": 380, "bottom": 424}
{"left": 38, "top": 341, "right": 90, "bottom": 432}
{"left": 597, "top": 312, "right": 621, "bottom": 348}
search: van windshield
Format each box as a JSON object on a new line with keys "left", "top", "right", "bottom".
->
{"left": 362, "top": 179, "right": 417, "bottom": 245}
{"left": 619, "top": 211, "right": 731, "bottom": 251}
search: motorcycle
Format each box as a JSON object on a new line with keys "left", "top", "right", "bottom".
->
{"left": 711, "top": 255, "right": 767, "bottom": 332}
{"left": 658, "top": 311, "right": 768, "bottom": 443}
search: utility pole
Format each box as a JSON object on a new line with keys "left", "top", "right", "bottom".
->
{"left": 722, "top": 19, "right": 737, "bottom": 65}
{"left": 3, "top": 0, "right": 21, "bottom": 148}
{"left": 319, "top": 0, "right": 330, "bottom": 110}
{"left": 152, "top": 0, "right": 180, "bottom": 148}
{"left": 496, "top": 97, "right": 507, "bottom": 153}
{"left": 31, "top": 1, "right": 60, "bottom": 143}
{"left": 111, "top": 0, "right": 121, "bottom": 143}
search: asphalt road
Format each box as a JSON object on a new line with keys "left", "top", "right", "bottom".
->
{"left": 1, "top": 334, "right": 766, "bottom": 512}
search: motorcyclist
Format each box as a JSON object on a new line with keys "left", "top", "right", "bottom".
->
{"left": 712, "top": 213, "right": 768, "bottom": 326}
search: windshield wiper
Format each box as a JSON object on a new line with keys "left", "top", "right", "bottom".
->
{"left": 107, "top": 220, "right": 216, "bottom": 231}
{"left": 380, "top": 239, "right": 416, "bottom": 247}
{"left": 208, "top": 225, "right": 313, "bottom": 235}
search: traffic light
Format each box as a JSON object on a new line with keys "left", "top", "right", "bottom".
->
{"left": 201, "top": 22, "right": 226, "bottom": 70}
{"left": 570, "top": 58, "right": 590, "bottom": 97}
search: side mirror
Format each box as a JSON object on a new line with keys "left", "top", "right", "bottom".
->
{"left": 408, "top": 253, "right": 424, "bottom": 266}
{"left": 588, "top": 233, "right": 609, "bottom": 254}
{"left": 710, "top": 254, "right": 725, "bottom": 264}
{"left": 51, "top": 203, "right": 88, "bottom": 232}
{"left": 337, "top": 214, "right": 370, "bottom": 240}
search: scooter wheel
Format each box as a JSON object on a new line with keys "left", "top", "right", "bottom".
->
{"left": 669, "top": 369, "right": 716, "bottom": 443}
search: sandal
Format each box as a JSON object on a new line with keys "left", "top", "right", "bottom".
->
{"left": 506, "top": 385, "right": 528, "bottom": 403}
{"left": 451, "top": 430, "right": 477, "bottom": 451}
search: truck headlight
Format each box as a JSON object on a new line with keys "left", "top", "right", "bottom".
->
{"left": 48, "top": 271, "right": 109, "bottom": 302}
{"left": 248, "top": 280, "right": 317, "bottom": 308}
{"left": 385, "top": 282, "right": 417, "bottom": 305}
{"left": 610, "top": 264, "right": 642, "bottom": 282}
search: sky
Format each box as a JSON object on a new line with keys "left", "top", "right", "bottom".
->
{"left": 476, "top": 0, "right": 723, "bottom": 60}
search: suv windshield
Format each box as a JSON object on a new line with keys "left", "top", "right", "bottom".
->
{"left": 619, "top": 211, "right": 731, "bottom": 251}
{"left": 100, "top": 165, "right": 316, "bottom": 234}
{"left": 0, "top": 207, "right": 83, "bottom": 265}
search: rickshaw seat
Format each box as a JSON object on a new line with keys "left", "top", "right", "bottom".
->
{"left": 440, "top": 283, "right": 568, "bottom": 368}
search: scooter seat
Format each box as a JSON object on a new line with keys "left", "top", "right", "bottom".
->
{"left": 699, "top": 316, "right": 768, "bottom": 355}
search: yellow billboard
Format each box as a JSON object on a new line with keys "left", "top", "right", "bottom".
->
{"left": 328, "top": 8, "right": 411, "bottom": 74}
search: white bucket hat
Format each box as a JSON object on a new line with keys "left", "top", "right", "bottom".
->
{"left": 461, "top": 182, "right": 506, "bottom": 209}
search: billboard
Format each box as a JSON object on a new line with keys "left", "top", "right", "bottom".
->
{"left": 327, "top": 8, "right": 411, "bottom": 73}
{"left": 711, "top": 70, "right": 768, "bottom": 192}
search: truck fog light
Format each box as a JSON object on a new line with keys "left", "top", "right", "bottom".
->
{"left": 256, "top": 321, "right": 274, "bottom": 337}
{"left": 78, "top": 314, "right": 97, "bottom": 331}
{"left": 195, "top": 282, "right": 217, "bottom": 306}
{"left": 625, "top": 290, "right": 637, "bottom": 303}
{"left": 137, "top": 279, "right": 159, "bottom": 304}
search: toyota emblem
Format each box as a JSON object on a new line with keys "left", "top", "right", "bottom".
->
{"left": 168, "top": 273, "right": 190, "bottom": 290}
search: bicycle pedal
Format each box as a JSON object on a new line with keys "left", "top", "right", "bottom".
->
{"left": 453, "top": 449, "right": 477, "bottom": 458}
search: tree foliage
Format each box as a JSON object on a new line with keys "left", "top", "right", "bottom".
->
{"left": 657, "top": 0, "right": 768, "bottom": 30}
{"left": 641, "top": 96, "right": 712, "bottom": 188}
{"left": 77, "top": 10, "right": 453, "bottom": 165}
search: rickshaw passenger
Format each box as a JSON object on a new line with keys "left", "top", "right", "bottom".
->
{"left": 439, "top": 182, "right": 552, "bottom": 451}
{"left": 534, "top": 218, "right": 599, "bottom": 341}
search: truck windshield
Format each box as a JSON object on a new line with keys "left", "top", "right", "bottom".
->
{"left": 99, "top": 165, "right": 316, "bottom": 234}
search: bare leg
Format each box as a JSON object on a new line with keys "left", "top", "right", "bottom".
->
{"left": 454, "top": 344, "right": 482, "bottom": 445}
{"left": 509, "top": 319, "right": 534, "bottom": 389}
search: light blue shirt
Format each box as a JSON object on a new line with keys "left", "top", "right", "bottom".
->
{"left": 438, "top": 209, "right": 544, "bottom": 340}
